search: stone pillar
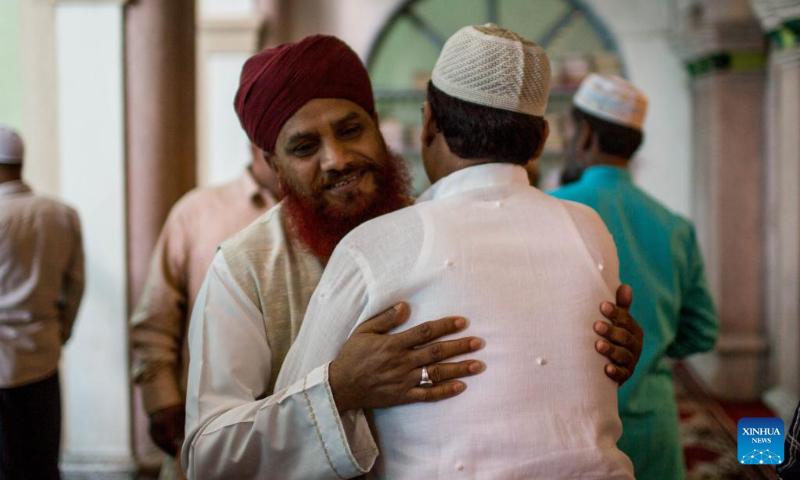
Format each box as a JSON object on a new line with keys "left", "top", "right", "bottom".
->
{"left": 751, "top": 0, "right": 800, "bottom": 424}
{"left": 677, "top": 0, "right": 770, "bottom": 401}
{"left": 54, "top": 0, "right": 135, "bottom": 475}
{"left": 125, "top": 0, "right": 196, "bottom": 308}
{"left": 124, "top": 0, "right": 197, "bottom": 469}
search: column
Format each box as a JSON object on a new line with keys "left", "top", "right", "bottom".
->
{"left": 677, "top": 0, "right": 770, "bottom": 401}
{"left": 125, "top": 0, "right": 196, "bottom": 312}
{"left": 751, "top": 0, "right": 800, "bottom": 424}
{"left": 55, "top": 0, "right": 135, "bottom": 474}
{"left": 124, "top": 0, "right": 197, "bottom": 468}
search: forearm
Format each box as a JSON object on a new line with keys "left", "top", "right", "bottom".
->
{"left": 183, "top": 363, "right": 377, "bottom": 480}
{"left": 666, "top": 325, "right": 717, "bottom": 358}
{"left": 130, "top": 279, "right": 188, "bottom": 403}
{"left": 131, "top": 321, "right": 185, "bottom": 410}
{"left": 59, "top": 267, "right": 85, "bottom": 343}
{"left": 137, "top": 365, "right": 183, "bottom": 414}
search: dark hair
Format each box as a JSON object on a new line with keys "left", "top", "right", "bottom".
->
{"left": 571, "top": 107, "right": 643, "bottom": 159}
{"left": 426, "top": 82, "right": 547, "bottom": 165}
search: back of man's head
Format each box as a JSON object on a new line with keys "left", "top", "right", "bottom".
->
{"left": 0, "top": 125, "right": 24, "bottom": 183}
{"left": 428, "top": 24, "right": 551, "bottom": 165}
{"left": 572, "top": 74, "right": 647, "bottom": 159}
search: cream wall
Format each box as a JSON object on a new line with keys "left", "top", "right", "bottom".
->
{"left": 55, "top": 2, "right": 133, "bottom": 472}
{"left": 196, "top": 5, "right": 265, "bottom": 187}
{"left": 0, "top": 0, "right": 22, "bottom": 129}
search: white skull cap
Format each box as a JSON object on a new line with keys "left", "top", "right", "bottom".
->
{"left": 431, "top": 23, "right": 552, "bottom": 117}
{"left": 573, "top": 74, "right": 648, "bottom": 131}
{"left": 0, "top": 124, "right": 24, "bottom": 165}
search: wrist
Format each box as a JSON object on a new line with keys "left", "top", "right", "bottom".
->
{"left": 328, "top": 360, "right": 356, "bottom": 414}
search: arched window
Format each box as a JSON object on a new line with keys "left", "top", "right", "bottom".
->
{"left": 367, "top": 0, "right": 623, "bottom": 192}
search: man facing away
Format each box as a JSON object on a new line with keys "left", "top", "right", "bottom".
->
{"left": 130, "top": 153, "right": 279, "bottom": 479}
{"left": 275, "top": 25, "right": 635, "bottom": 479}
{"left": 183, "top": 34, "right": 643, "bottom": 479}
{"left": 551, "top": 74, "right": 719, "bottom": 480}
{"left": 0, "top": 125, "right": 85, "bottom": 479}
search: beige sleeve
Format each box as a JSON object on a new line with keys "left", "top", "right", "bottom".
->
{"left": 59, "top": 208, "right": 85, "bottom": 344}
{"left": 130, "top": 207, "right": 190, "bottom": 414}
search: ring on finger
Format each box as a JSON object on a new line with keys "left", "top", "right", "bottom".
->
{"left": 419, "top": 365, "right": 434, "bottom": 388}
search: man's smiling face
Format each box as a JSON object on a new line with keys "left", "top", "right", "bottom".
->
{"left": 270, "top": 98, "right": 388, "bottom": 218}
{"left": 266, "top": 98, "right": 411, "bottom": 259}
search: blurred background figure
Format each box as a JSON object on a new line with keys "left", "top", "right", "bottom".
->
{"left": 551, "top": 75, "right": 719, "bottom": 480}
{"left": 130, "top": 149, "right": 278, "bottom": 480}
{"left": 0, "top": 125, "right": 84, "bottom": 479}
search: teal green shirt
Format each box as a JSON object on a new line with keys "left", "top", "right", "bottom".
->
{"left": 551, "top": 166, "right": 718, "bottom": 479}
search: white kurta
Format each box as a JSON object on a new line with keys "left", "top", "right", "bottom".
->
{"left": 275, "top": 164, "right": 634, "bottom": 479}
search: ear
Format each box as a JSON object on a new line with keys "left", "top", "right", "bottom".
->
{"left": 578, "top": 120, "right": 593, "bottom": 153}
{"left": 531, "top": 120, "right": 551, "bottom": 160}
{"left": 421, "top": 101, "right": 437, "bottom": 148}
{"left": 263, "top": 150, "right": 279, "bottom": 173}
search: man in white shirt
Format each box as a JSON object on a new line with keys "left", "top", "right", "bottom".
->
{"left": 276, "top": 25, "right": 635, "bottom": 478}
{"left": 0, "top": 125, "right": 85, "bottom": 479}
{"left": 183, "top": 34, "right": 642, "bottom": 479}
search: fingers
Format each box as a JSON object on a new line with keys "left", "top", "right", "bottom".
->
{"left": 393, "top": 316, "right": 468, "bottom": 349}
{"left": 615, "top": 284, "right": 634, "bottom": 310}
{"left": 405, "top": 381, "right": 467, "bottom": 403}
{"left": 595, "top": 339, "right": 634, "bottom": 370}
{"left": 408, "top": 337, "right": 482, "bottom": 366}
{"left": 357, "top": 303, "right": 410, "bottom": 335}
{"left": 603, "top": 363, "right": 632, "bottom": 385}
{"left": 600, "top": 302, "right": 619, "bottom": 321}
{"left": 593, "top": 321, "right": 634, "bottom": 348}
{"left": 410, "top": 360, "right": 483, "bottom": 386}
{"left": 601, "top": 285, "right": 634, "bottom": 322}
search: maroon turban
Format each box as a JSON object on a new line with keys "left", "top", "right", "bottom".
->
{"left": 234, "top": 35, "right": 375, "bottom": 153}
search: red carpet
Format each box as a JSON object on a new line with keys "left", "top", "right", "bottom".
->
{"left": 674, "top": 361, "right": 777, "bottom": 479}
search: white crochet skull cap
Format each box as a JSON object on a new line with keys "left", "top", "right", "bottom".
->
{"left": 573, "top": 73, "right": 648, "bottom": 131}
{"left": 431, "top": 23, "right": 552, "bottom": 117}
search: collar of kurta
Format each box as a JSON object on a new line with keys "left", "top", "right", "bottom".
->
{"left": 0, "top": 180, "right": 31, "bottom": 198}
{"left": 580, "top": 165, "right": 632, "bottom": 184}
{"left": 417, "top": 163, "right": 530, "bottom": 203}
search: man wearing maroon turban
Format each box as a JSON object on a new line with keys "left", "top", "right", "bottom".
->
{"left": 182, "top": 34, "right": 643, "bottom": 479}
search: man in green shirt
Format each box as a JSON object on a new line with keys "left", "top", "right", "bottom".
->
{"left": 551, "top": 74, "right": 719, "bottom": 480}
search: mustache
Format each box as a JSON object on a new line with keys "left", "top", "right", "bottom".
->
{"left": 317, "top": 162, "right": 376, "bottom": 190}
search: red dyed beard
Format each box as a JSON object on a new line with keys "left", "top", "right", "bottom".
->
{"left": 280, "top": 149, "right": 412, "bottom": 261}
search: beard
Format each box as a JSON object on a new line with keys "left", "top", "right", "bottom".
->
{"left": 281, "top": 148, "right": 412, "bottom": 261}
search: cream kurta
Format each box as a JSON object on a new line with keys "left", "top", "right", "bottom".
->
{"left": 276, "top": 164, "right": 634, "bottom": 479}
{"left": 0, "top": 181, "right": 84, "bottom": 387}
